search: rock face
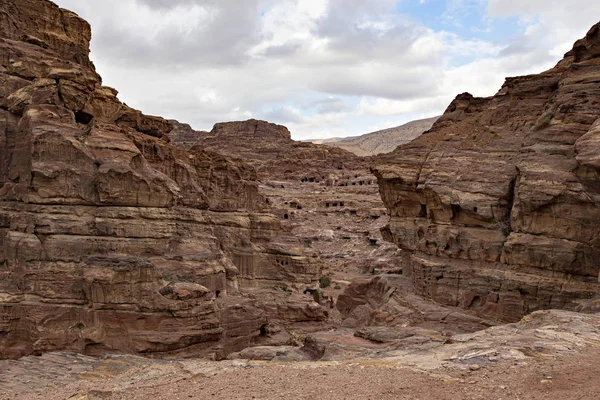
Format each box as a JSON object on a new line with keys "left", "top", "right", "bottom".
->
{"left": 373, "top": 22, "right": 600, "bottom": 322}
{"left": 170, "top": 119, "right": 368, "bottom": 180}
{"left": 167, "top": 118, "right": 391, "bottom": 282}
{"left": 336, "top": 275, "right": 491, "bottom": 334}
{"left": 167, "top": 120, "right": 208, "bottom": 150}
{"left": 0, "top": 0, "right": 321, "bottom": 359}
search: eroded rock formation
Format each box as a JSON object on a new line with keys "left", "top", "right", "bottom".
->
{"left": 0, "top": 0, "right": 321, "bottom": 359}
{"left": 167, "top": 114, "right": 392, "bottom": 287}
{"left": 169, "top": 119, "right": 369, "bottom": 180}
{"left": 167, "top": 120, "right": 208, "bottom": 151}
{"left": 373, "top": 22, "right": 600, "bottom": 322}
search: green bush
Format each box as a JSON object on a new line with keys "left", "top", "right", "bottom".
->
{"left": 319, "top": 276, "right": 331, "bottom": 288}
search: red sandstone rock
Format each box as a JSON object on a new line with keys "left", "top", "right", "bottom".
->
{"left": 168, "top": 120, "right": 208, "bottom": 150}
{"left": 168, "top": 118, "right": 368, "bottom": 180}
{"left": 373, "top": 22, "right": 600, "bottom": 322}
{"left": 0, "top": 0, "right": 321, "bottom": 359}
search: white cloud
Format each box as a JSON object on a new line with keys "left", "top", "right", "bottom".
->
{"left": 52, "top": 0, "right": 599, "bottom": 140}
{"left": 486, "top": 0, "right": 600, "bottom": 57}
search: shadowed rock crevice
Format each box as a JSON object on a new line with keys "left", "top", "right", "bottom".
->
{"left": 497, "top": 167, "right": 519, "bottom": 239}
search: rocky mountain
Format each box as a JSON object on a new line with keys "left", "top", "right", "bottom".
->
{"left": 168, "top": 118, "right": 395, "bottom": 303}
{"left": 2, "top": 2, "right": 600, "bottom": 398}
{"left": 169, "top": 119, "right": 369, "bottom": 181}
{"left": 0, "top": 0, "right": 325, "bottom": 359}
{"left": 308, "top": 117, "right": 439, "bottom": 156}
{"left": 166, "top": 120, "right": 208, "bottom": 150}
{"left": 165, "top": 118, "right": 393, "bottom": 286}
{"left": 373, "top": 22, "right": 600, "bottom": 322}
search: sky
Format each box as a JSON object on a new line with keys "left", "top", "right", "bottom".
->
{"left": 53, "top": 0, "right": 600, "bottom": 140}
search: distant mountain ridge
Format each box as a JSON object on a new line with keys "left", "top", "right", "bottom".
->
{"left": 307, "top": 116, "right": 439, "bottom": 156}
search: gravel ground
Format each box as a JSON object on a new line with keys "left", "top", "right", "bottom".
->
{"left": 5, "top": 347, "right": 599, "bottom": 400}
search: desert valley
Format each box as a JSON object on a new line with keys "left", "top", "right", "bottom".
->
{"left": 1, "top": 1, "right": 600, "bottom": 399}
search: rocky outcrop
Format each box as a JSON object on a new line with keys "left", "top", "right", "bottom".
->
{"left": 167, "top": 119, "right": 368, "bottom": 180}
{"left": 373, "top": 22, "right": 600, "bottom": 322}
{"left": 336, "top": 275, "right": 491, "bottom": 333}
{"left": 3, "top": 308, "right": 600, "bottom": 398}
{"left": 0, "top": 0, "right": 321, "bottom": 359}
{"left": 167, "top": 120, "right": 208, "bottom": 150}
{"left": 167, "top": 118, "right": 390, "bottom": 289}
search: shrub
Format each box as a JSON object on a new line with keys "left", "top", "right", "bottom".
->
{"left": 319, "top": 276, "right": 331, "bottom": 288}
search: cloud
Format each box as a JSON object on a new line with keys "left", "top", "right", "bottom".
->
{"left": 312, "top": 98, "right": 353, "bottom": 114}
{"left": 59, "top": 0, "right": 267, "bottom": 67}
{"left": 53, "top": 0, "right": 600, "bottom": 140}
{"left": 260, "top": 106, "right": 303, "bottom": 124}
{"left": 486, "top": 0, "right": 600, "bottom": 57}
{"left": 138, "top": 0, "right": 215, "bottom": 10}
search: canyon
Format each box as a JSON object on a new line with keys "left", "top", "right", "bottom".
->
{"left": 0, "top": 1, "right": 600, "bottom": 399}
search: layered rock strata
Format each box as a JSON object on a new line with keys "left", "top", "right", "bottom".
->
{"left": 169, "top": 119, "right": 369, "bottom": 181}
{"left": 167, "top": 120, "right": 208, "bottom": 151}
{"left": 0, "top": 0, "right": 319, "bottom": 359}
{"left": 373, "top": 22, "right": 600, "bottom": 322}
{"left": 167, "top": 117, "right": 391, "bottom": 279}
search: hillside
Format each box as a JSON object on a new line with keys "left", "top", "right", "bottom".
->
{"left": 308, "top": 116, "right": 439, "bottom": 156}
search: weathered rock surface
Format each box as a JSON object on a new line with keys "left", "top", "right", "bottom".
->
{"left": 167, "top": 117, "right": 413, "bottom": 363}
{"left": 4, "top": 309, "right": 599, "bottom": 399}
{"left": 167, "top": 120, "right": 208, "bottom": 150}
{"left": 373, "top": 22, "right": 600, "bottom": 322}
{"left": 336, "top": 275, "right": 492, "bottom": 333}
{"left": 0, "top": 0, "right": 322, "bottom": 359}
{"left": 168, "top": 118, "right": 369, "bottom": 180}
{"left": 166, "top": 110, "right": 396, "bottom": 313}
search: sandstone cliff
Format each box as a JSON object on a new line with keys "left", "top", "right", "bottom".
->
{"left": 373, "top": 22, "right": 600, "bottom": 322}
{"left": 167, "top": 117, "right": 395, "bottom": 286}
{"left": 168, "top": 119, "right": 368, "bottom": 181}
{"left": 167, "top": 120, "right": 208, "bottom": 151}
{"left": 0, "top": 0, "right": 320, "bottom": 359}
